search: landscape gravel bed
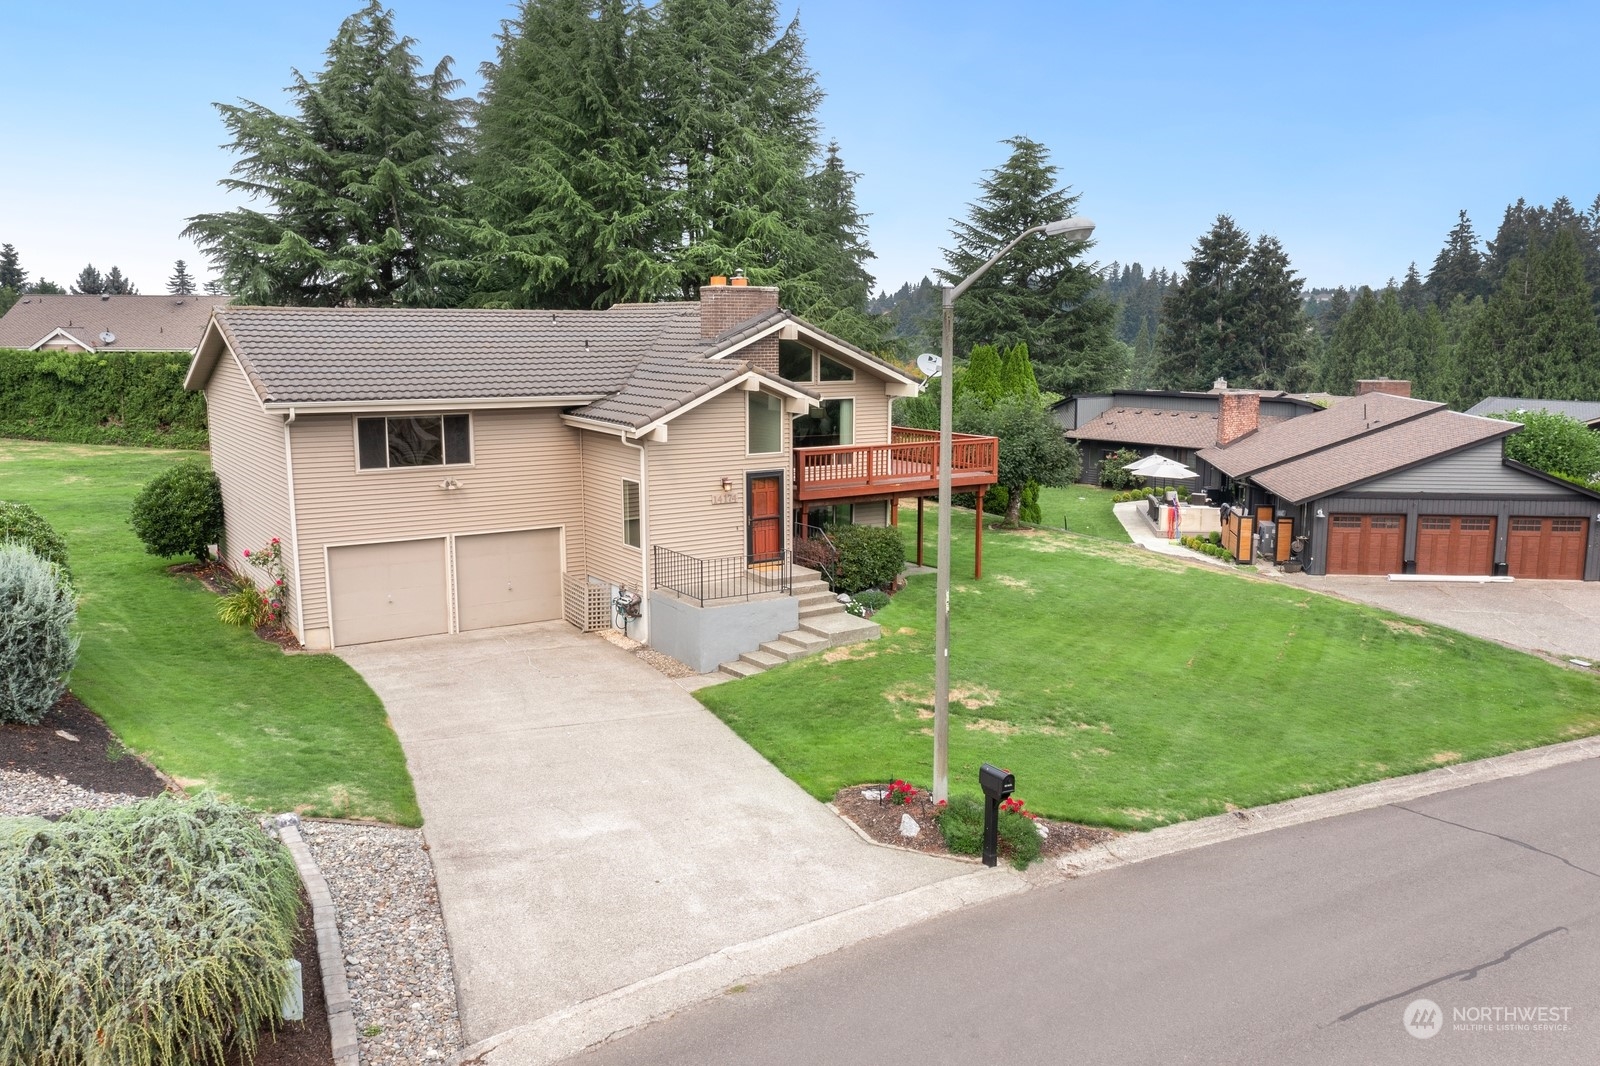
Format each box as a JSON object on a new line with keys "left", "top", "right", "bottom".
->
{"left": 0, "top": 768, "right": 146, "bottom": 818}
{"left": 299, "top": 820, "right": 463, "bottom": 1065}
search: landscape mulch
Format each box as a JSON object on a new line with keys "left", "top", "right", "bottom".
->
{"left": 0, "top": 693, "right": 168, "bottom": 797}
{"left": 224, "top": 883, "right": 334, "bottom": 1066}
{"left": 171, "top": 561, "right": 305, "bottom": 651}
{"left": 831, "top": 784, "right": 1118, "bottom": 863}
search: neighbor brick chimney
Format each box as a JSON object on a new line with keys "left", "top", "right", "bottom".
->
{"left": 1216, "top": 390, "right": 1261, "bottom": 447}
{"left": 699, "top": 275, "right": 781, "bottom": 373}
{"left": 1354, "top": 378, "right": 1411, "bottom": 398}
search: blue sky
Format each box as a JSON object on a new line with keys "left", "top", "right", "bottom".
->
{"left": 3, "top": 1, "right": 1596, "bottom": 297}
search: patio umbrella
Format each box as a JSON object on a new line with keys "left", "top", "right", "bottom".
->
{"left": 1121, "top": 453, "right": 1171, "bottom": 474}
{"left": 1138, "top": 456, "right": 1198, "bottom": 491}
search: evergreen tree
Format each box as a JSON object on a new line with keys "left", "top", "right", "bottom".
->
{"left": 71, "top": 264, "right": 105, "bottom": 295}
{"left": 102, "top": 266, "right": 137, "bottom": 295}
{"left": 791, "top": 140, "right": 885, "bottom": 351}
{"left": 167, "top": 259, "right": 196, "bottom": 295}
{"left": 998, "top": 342, "right": 1041, "bottom": 403}
{"left": 1126, "top": 321, "right": 1158, "bottom": 388}
{"left": 1316, "top": 285, "right": 1352, "bottom": 338}
{"left": 1154, "top": 215, "right": 1252, "bottom": 388}
{"left": 467, "top": 0, "right": 666, "bottom": 309}
{"left": 28, "top": 279, "right": 65, "bottom": 295}
{"left": 938, "top": 136, "right": 1120, "bottom": 396}
{"left": 650, "top": 0, "right": 824, "bottom": 302}
{"left": 1236, "top": 233, "right": 1313, "bottom": 388}
{"left": 184, "top": 1, "right": 470, "bottom": 306}
{"left": 203, "top": 279, "right": 227, "bottom": 295}
{"left": 1398, "top": 262, "right": 1427, "bottom": 312}
{"left": 1426, "top": 210, "right": 1486, "bottom": 306}
{"left": 1318, "top": 286, "right": 1377, "bottom": 393}
{"left": 958, "top": 344, "right": 1005, "bottom": 406}
{"left": 0, "top": 244, "right": 25, "bottom": 292}
{"left": 0, "top": 288, "right": 15, "bottom": 317}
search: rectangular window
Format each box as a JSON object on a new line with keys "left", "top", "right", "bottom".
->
{"left": 819, "top": 354, "right": 854, "bottom": 381}
{"left": 1553, "top": 518, "right": 1585, "bottom": 533}
{"left": 1332, "top": 516, "right": 1361, "bottom": 529}
{"left": 1511, "top": 517, "right": 1543, "bottom": 532}
{"left": 356, "top": 414, "right": 471, "bottom": 470}
{"left": 793, "top": 398, "right": 853, "bottom": 449}
{"left": 1369, "top": 516, "right": 1401, "bottom": 529}
{"left": 748, "top": 392, "right": 783, "bottom": 454}
{"left": 622, "top": 479, "right": 641, "bottom": 548}
{"left": 1420, "top": 516, "right": 1452, "bottom": 530}
{"left": 779, "top": 340, "right": 814, "bottom": 382}
{"left": 1459, "top": 517, "right": 1492, "bottom": 531}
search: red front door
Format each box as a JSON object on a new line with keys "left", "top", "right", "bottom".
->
{"left": 748, "top": 474, "right": 783, "bottom": 562}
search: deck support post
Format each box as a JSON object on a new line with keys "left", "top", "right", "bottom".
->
{"left": 889, "top": 497, "right": 898, "bottom": 526}
{"left": 916, "top": 496, "right": 925, "bottom": 567}
{"left": 975, "top": 488, "right": 984, "bottom": 579}
{"left": 799, "top": 502, "right": 809, "bottom": 539}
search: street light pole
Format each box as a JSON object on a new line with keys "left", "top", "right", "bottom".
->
{"left": 932, "top": 215, "right": 1095, "bottom": 803}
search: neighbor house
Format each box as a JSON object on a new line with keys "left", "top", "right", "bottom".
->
{"left": 0, "top": 293, "right": 231, "bottom": 353}
{"left": 1465, "top": 396, "right": 1600, "bottom": 431}
{"left": 184, "top": 281, "right": 999, "bottom": 663}
{"left": 1054, "top": 382, "right": 1321, "bottom": 484}
{"left": 1195, "top": 380, "right": 1600, "bottom": 580}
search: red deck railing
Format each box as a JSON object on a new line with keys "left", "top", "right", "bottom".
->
{"left": 794, "top": 426, "right": 999, "bottom": 501}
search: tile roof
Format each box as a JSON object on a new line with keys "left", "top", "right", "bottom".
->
{"left": 0, "top": 293, "right": 229, "bottom": 351}
{"left": 1465, "top": 396, "right": 1600, "bottom": 424}
{"left": 1065, "top": 405, "right": 1294, "bottom": 450}
{"left": 1252, "top": 410, "right": 1516, "bottom": 503}
{"left": 1198, "top": 391, "right": 1443, "bottom": 477}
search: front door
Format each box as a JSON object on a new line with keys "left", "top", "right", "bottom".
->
{"left": 748, "top": 473, "right": 783, "bottom": 563}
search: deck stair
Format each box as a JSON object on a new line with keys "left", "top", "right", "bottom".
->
{"left": 718, "top": 566, "right": 880, "bottom": 678}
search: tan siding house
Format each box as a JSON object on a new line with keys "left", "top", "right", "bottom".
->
{"left": 186, "top": 282, "right": 996, "bottom": 653}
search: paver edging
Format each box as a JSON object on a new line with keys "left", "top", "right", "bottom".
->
{"left": 276, "top": 813, "right": 360, "bottom": 1066}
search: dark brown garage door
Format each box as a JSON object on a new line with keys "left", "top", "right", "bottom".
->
{"left": 1415, "top": 516, "right": 1496, "bottom": 576}
{"left": 1507, "top": 517, "right": 1589, "bottom": 579}
{"left": 1327, "top": 514, "right": 1405, "bottom": 575}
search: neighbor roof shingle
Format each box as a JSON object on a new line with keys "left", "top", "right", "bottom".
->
{"left": 1198, "top": 391, "right": 1442, "bottom": 477}
{"left": 0, "top": 293, "right": 229, "bottom": 351}
{"left": 1465, "top": 396, "right": 1600, "bottom": 424}
{"left": 1066, "top": 406, "right": 1292, "bottom": 450}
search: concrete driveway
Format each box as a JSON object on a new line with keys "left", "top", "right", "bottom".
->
{"left": 338, "top": 622, "right": 978, "bottom": 1048}
{"left": 1277, "top": 574, "right": 1600, "bottom": 662}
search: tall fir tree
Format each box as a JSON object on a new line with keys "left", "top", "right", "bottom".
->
{"left": 0, "top": 244, "right": 26, "bottom": 292}
{"left": 102, "top": 266, "right": 137, "bottom": 295}
{"left": 998, "top": 342, "right": 1041, "bottom": 403}
{"left": 1237, "top": 233, "right": 1314, "bottom": 389}
{"left": 1426, "top": 210, "right": 1486, "bottom": 306}
{"left": 468, "top": 0, "right": 667, "bottom": 309}
{"left": 1398, "top": 262, "right": 1427, "bottom": 312}
{"left": 790, "top": 140, "right": 885, "bottom": 351}
{"left": 203, "top": 278, "right": 227, "bottom": 295}
{"left": 938, "top": 136, "right": 1121, "bottom": 396}
{"left": 71, "top": 264, "right": 105, "bottom": 295}
{"left": 1316, "top": 285, "right": 1352, "bottom": 338}
{"left": 1126, "top": 320, "right": 1158, "bottom": 388}
{"left": 167, "top": 260, "right": 196, "bottom": 295}
{"left": 1154, "top": 215, "right": 1256, "bottom": 388}
{"left": 184, "top": 1, "right": 470, "bottom": 306}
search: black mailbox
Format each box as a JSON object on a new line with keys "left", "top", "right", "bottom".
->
{"left": 979, "top": 763, "right": 1015, "bottom": 801}
{"left": 978, "top": 763, "right": 1015, "bottom": 867}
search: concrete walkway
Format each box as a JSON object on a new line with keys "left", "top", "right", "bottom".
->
{"left": 1111, "top": 501, "right": 1232, "bottom": 567}
{"left": 338, "top": 622, "right": 974, "bottom": 1050}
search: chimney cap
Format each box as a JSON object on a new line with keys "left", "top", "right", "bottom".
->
{"left": 1213, "top": 377, "right": 1228, "bottom": 390}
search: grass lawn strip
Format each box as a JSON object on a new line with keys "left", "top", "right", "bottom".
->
{"left": 699, "top": 508, "right": 1600, "bottom": 831}
{"left": 1034, "top": 484, "right": 1130, "bottom": 542}
{"left": 0, "top": 439, "right": 420, "bottom": 825}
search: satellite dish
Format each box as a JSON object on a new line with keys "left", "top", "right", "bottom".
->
{"left": 98, "top": 331, "right": 116, "bottom": 345}
{"left": 915, "top": 352, "right": 941, "bottom": 378}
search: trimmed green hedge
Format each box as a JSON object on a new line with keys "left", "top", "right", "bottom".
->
{"left": 0, "top": 348, "right": 208, "bottom": 449}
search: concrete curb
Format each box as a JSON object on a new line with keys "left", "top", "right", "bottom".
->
{"left": 1053, "top": 734, "right": 1600, "bottom": 880}
{"left": 448, "top": 867, "right": 1027, "bottom": 1066}
{"left": 277, "top": 815, "right": 360, "bottom": 1066}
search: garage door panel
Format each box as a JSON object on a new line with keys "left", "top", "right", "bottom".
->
{"left": 1416, "top": 516, "right": 1494, "bottom": 576}
{"left": 1328, "top": 514, "right": 1404, "bottom": 575}
{"left": 456, "top": 529, "right": 563, "bottom": 631}
{"left": 1508, "top": 517, "right": 1588, "bottom": 580}
{"left": 330, "top": 539, "right": 449, "bottom": 646}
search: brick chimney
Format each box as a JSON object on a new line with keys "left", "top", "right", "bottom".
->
{"left": 699, "top": 275, "right": 781, "bottom": 373}
{"left": 1216, "top": 390, "right": 1261, "bottom": 446}
{"left": 1354, "top": 378, "right": 1412, "bottom": 398}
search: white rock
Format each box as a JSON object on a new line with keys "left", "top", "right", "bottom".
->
{"left": 837, "top": 592, "right": 853, "bottom": 603}
{"left": 860, "top": 789, "right": 886, "bottom": 801}
{"left": 54, "top": 730, "right": 79, "bottom": 742}
{"left": 1036, "top": 821, "right": 1049, "bottom": 839}
{"left": 899, "top": 813, "right": 919, "bottom": 838}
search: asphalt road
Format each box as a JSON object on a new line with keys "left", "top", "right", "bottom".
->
{"left": 574, "top": 759, "right": 1600, "bottom": 1065}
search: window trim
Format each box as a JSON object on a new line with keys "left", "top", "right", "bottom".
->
{"left": 745, "top": 390, "right": 786, "bottom": 457}
{"left": 353, "top": 413, "right": 476, "bottom": 472}
{"left": 622, "top": 477, "right": 641, "bottom": 549}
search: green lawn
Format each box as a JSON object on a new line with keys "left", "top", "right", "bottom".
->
{"left": 1, "top": 440, "right": 420, "bottom": 825}
{"left": 1034, "top": 484, "right": 1130, "bottom": 541}
{"left": 700, "top": 510, "right": 1600, "bottom": 830}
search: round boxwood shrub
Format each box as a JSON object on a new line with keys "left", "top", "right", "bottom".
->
{"left": 0, "top": 500, "right": 70, "bottom": 583}
{"left": 0, "top": 794, "right": 301, "bottom": 1066}
{"left": 827, "top": 524, "right": 905, "bottom": 594}
{"left": 0, "top": 543, "right": 79, "bottom": 725}
{"left": 129, "top": 462, "right": 224, "bottom": 561}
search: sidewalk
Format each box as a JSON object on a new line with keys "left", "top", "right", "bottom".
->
{"left": 1111, "top": 501, "right": 1232, "bottom": 567}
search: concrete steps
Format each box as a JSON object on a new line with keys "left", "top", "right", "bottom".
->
{"left": 717, "top": 568, "right": 880, "bottom": 678}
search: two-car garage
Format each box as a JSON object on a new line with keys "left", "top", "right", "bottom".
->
{"left": 327, "top": 528, "right": 564, "bottom": 646}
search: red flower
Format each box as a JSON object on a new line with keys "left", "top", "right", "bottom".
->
{"left": 270, "top": 537, "right": 279, "bottom": 544}
{"left": 276, "top": 579, "right": 284, "bottom": 586}
{"left": 243, "top": 550, "right": 251, "bottom": 557}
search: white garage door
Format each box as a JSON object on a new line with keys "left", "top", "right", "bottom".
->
{"left": 329, "top": 539, "right": 449, "bottom": 646}
{"left": 455, "top": 529, "right": 563, "bottom": 631}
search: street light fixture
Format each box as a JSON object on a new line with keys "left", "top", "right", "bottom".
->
{"left": 932, "top": 215, "right": 1095, "bottom": 802}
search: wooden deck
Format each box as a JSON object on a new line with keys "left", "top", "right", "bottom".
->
{"left": 794, "top": 426, "right": 999, "bottom": 502}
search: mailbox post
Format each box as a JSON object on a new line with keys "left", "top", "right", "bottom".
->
{"left": 978, "top": 763, "right": 1015, "bottom": 868}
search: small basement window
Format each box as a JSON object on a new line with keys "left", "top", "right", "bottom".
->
{"left": 622, "top": 479, "right": 641, "bottom": 547}
{"left": 357, "top": 414, "right": 471, "bottom": 469}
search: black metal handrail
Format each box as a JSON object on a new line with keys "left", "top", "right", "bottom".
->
{"left": 652, "top": 545, "right": 792, "bottom": 606}
{"left": 792, "top": 522, "right": 840, "bottom": 588}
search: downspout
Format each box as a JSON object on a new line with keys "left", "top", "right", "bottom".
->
{"left": 621, "top": 433, "right": 650, "bottom": 643}
{"left": 282, "top": 408, "right": 307, "bottom": 644}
